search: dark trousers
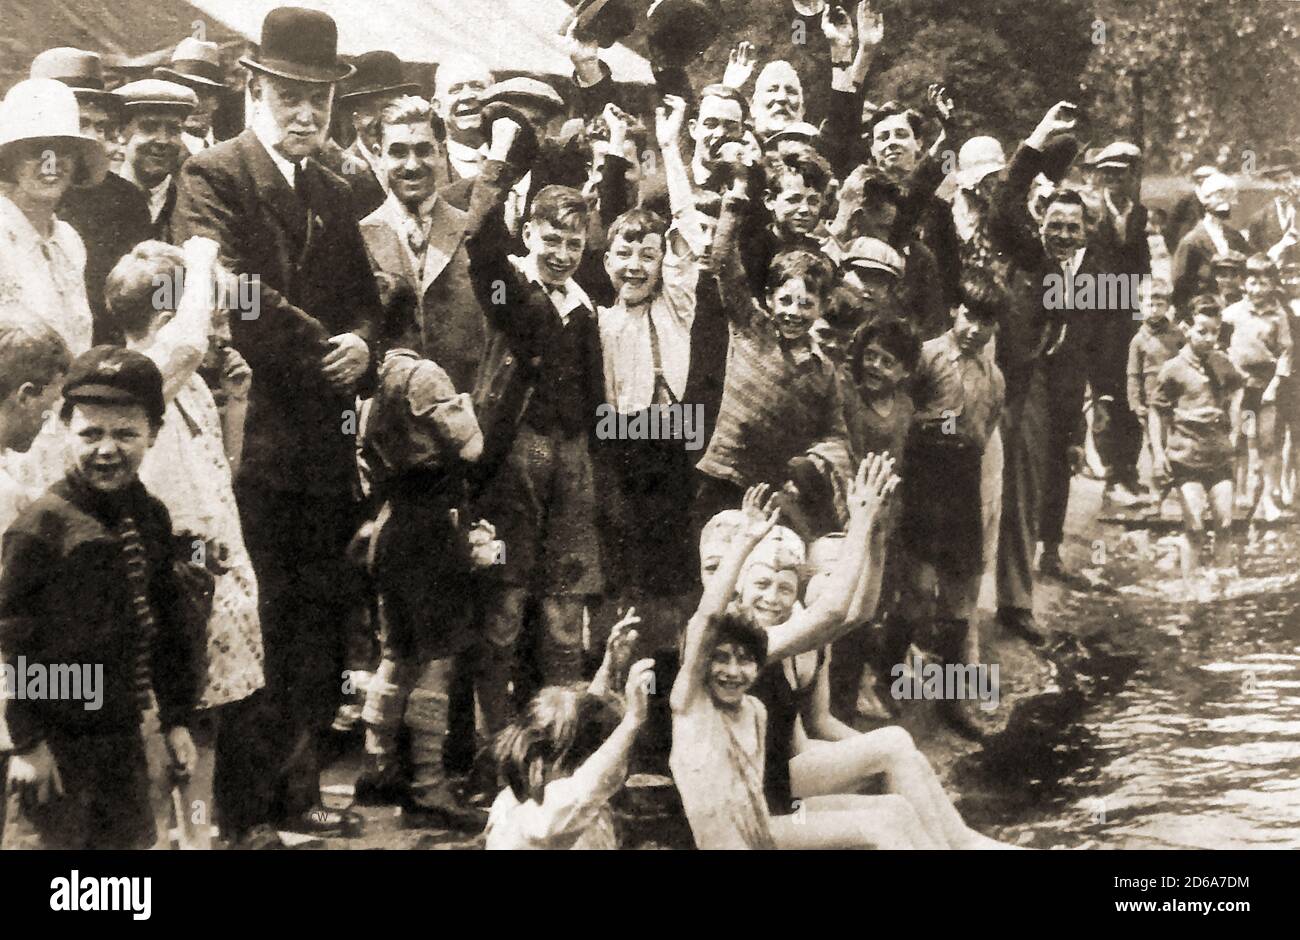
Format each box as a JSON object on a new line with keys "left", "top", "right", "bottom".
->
{"left": 1041, "top": 353, "right": 1090, "bottom": 548}
{"left": 1092, "top": 312, "right": 1144, "bottom": 488}
{"left": 236, "top": 482, "right": 360, "bottom": 825}
{"left": 691, "top": 473, "right": 746, "bottom": 551}
{"left": 997, "top": 368, "right": 1050, "bottom": 611}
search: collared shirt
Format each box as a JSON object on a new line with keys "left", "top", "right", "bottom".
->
{"left": 1127, "top": 319, "right": 1184, "bottom": 411}
{"left": 911, "top": 330, "right": 1005, "bottom": 449}
{"left": 1223, "top": 298, "right": 1293, "bottom": 386}
{"left": 393, "top": 192, "right": 440, "bottom": 277}
{"left": 0, "top": 194, "right": 92, "bottom": 355}
{"left": 508, "top": 254, "right": 593, "bottom": 325}
{"left": 597, "top": 228, "right": 699, "bottom": 412}
{"left": 118, "top": 164, "right": 171, "bottom": 223}
{"left": 182, "top": 129, "right": 216, "bottom": 155}
{"left": 1151, "top": 343, "right": 1243, "bottom": 469}
{"left": 250, "top": 119, "right": 299, "bottom": 188}
{"left": 1104, "top": 189, "right": 1132, "bottom": 235}
{"left": 445, "top": 138, "right": 488, "bottom": 180}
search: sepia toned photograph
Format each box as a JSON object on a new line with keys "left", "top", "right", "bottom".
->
{"left": 0, "top": 0, "right": 1295, "bottom": 917}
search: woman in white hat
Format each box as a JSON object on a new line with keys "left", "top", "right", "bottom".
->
{"left": 0, "top": 78, "right": 107, "bottom": 356}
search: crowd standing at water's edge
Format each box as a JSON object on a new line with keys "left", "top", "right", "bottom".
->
{"left": 0, "top": 1, "right": 1297, "bottom": 851}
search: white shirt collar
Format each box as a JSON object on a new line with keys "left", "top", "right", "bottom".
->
{"left": 445, "top": 138, "right": 487, "bottom": 179}
{"left": 118, "top": 165, "right": 172, "bottom": 222}
{"left": 509, "top": 254, "right": 592, "bottom": 324}
{"left": 250, "top": 118, "right": 300, "bottom": 188}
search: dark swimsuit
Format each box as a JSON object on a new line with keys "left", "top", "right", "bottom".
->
{"left": 751, "top": 649, "right": 826, "bottom": 815}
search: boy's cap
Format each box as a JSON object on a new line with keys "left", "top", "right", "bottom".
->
{"left": 62, "top": 346, "right": 165, "bottom": 422}
{"left": 1093, "top": 140, "right": 1141, "bottom": 169}
{"left": 742, "top": 525, "right": 806, "bottom": 574}
{"left": 765, "top": 121, "right": 821, "bottom": 147}
{"left": 1211, "top": 250, "right": 1247, "bottom": 271}
{"left": 843, "top": 237, "right": 904, "bottom": 278}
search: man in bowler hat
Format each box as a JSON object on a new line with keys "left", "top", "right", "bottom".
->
{"left": 172, "top": 6, "right": 381, "bottom": 845}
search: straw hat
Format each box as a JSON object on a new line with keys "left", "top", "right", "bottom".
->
{"left": 29, "top": 47, "right": 120, "bottom": 111}
{"left": 0, "top": 79, "right": 107, "bottom": 184}
{"left": 155, "top": 37, "right": 228, "bottom": 91}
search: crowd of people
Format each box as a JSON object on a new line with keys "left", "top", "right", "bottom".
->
{"left": 0, "top": 1, "right": 1296, "bottom": 850}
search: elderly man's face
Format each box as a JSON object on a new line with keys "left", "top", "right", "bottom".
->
{"left": 871, "top": 113, "right": 920, "bottom": 176}
{"left": 252, "top": 75, "right": 332, "bottom": 160}
{"left": 382, "top": 120, "right": 439, "bottom": 209}
{"left": 689, "top": 94, "right": 745, "bottom": 169}
{"left": 436, "top": 62, "right": 492, "bottom": 136}
{"left": 752, "top": 64, "right": 803, "bottom": 137}
{"left": 124, "top": 107, "right": 185, "bottom": 187}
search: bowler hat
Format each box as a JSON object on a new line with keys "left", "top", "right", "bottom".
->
{"left": 239, "top": 7, "right": 355, "bottom": 85}
{"left": 29, "top": 48, "right": 120, "bottom": 110}
{"left": 114, "top": 79, "right": 198, "bottom": 115}
{"left": 647, "top": 0, "right": 723, "bottom": 68}
{"left": 339, "top": 51, "right": 420, "bottom": 102}
{"left": 568, "top": 0, "right": 639, "bottom": 48}
{"left": 155, "top": 38, "right": 227, "bottom": 90}
{"left": 62, "top": 345, "right": 165, "bottom": 424}
{"left": 0, "top": 79, "right": 108, "bottom": 184}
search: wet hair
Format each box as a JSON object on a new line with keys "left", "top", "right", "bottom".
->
{"left": 0, "top": 318, "right": 72, "bottom": 401}
{"left": 527, "top": 184, "right": 589, "bottom": 232}
{"left": 865, "top": 101, "right": 924, "bottom": 143}
{"left": 710, "top": 609, "right": 768, "bottom": 667}
{"left": 375, "top": 271, "right": 419, "bottom": 347}
{"left": 1244, "top": 253, "right": 1277, "bottom": 280}
{"left": 104, "top": 240, "right": 187, "bottom": 339}
{"left": 766, "top": 248, "right": 835, "bottom": 299}
{"left": 606, "top": 207, "right": 668, "bottom": 246}
{"left": 847, "top": 314, "right": 921, "bottom": 385}
{"left": 493, "top": 683, "right": 623, "bottom": 805}
{"left": 763, "top": 146, "right": 833, "bottom": 199}
{"left": 958, "top": 268, "right": 1006, "bottom": 324}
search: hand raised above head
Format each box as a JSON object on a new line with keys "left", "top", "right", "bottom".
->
{"left": 722, "top": 42, "right": 757, "bottom": 90}
{"left": 822, "top": 4, "right": 856, "bottom": 60}
{"left": 655, "top": 95, "right": 688, "bottom": 149}
{"left": 740, "top": 482, "right": 781, "bottom": 540}
{"left": 856, "top": 0, "right": 884, "bottom": 48}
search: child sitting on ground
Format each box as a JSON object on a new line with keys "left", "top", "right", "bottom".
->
{"left": 1150, "top": 296, "right": 1245, "bottom": 590}
{"left": 1223, "top": 254, "right": 1293, "bottom": 520}
{"left": 485, "top": 651, "right": 655, "bottom": 850}
{"left": 1, "top": 346, "right": 199, "bottom": 849}
{"left": 897, "top": 272, "right": 1005, "bottom": 740}
{"left": 1126, "top": 281, "right": 1184, "bottom": 506}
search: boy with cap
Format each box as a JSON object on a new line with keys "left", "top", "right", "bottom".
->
{"left": 1211, "top": 251, "right": 1248, "bottom": 334}
{"left": 0, "top": 346, "right": 199, "bottom": 849}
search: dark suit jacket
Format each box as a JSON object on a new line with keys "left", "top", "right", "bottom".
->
{"left": 1248, "top": 198, "right": 1296, "bottom": 263}
{"left": 318, "top": 139, "right": 388, "bottom": 220}
{"left": 360, "top": 193, "right": 485, "bottom": 393}
{"left": 990, "top": 143, "right": 1115, "bottom": 411}
{"left": 151, "top": 176, "right": 180, "bottom": 244}
{"left": 59, "top": 172, "right": 153, "bottom": 344}
{"left": 172, "top": 129, "right": 381, "bottom": 495}
{"left": 1171, "top": 218, "right": 1251, "bottom": 313}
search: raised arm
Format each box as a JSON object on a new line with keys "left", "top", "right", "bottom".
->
{"left": 143, "top": 237, "right": 218, "bottom": 403}
{"left": 766, "top": 454, "right": 900, "bottom": 661}
{"left": 672, "top": 485, "right": 779, "bottom": 714}
{"left": 989, "top": 102, "right": 1079, "bottom": 269}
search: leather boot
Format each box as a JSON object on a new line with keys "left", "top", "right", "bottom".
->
{"left": 932, "top": 618, "right": 986, "bottom": 742}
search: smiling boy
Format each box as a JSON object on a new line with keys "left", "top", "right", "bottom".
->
{"left": 0, "top": 347, "right": 198, "bottom": 849}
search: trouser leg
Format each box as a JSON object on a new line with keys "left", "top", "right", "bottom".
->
{"left": 479, "top": 586, "right": 527, "bottom": 734}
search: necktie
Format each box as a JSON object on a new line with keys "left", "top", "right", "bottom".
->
{"left": 294, "top": 161, "right": 309, "bottom": 205}
{"left": 116, "top": 512, "right": 158, "bottom": 711}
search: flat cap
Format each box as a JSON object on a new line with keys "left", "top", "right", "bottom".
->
{"left": 1093, "top": 140, "right": 1142, "bottom": 169}
{"left": 113, "top": 79, "right": 197, "bottom": 114}
{"left": 62, "top": 346, "right": 165, "bottom": 423}
{"left": 842, "top": 237, "right": 904, "bottom": 278}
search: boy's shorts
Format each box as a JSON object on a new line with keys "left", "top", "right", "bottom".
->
{"left": 1168, "top": 460, "right": 1234, "bottom": 490}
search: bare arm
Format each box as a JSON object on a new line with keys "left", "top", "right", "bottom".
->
{"left": 803, "top": 655, "right": 857, "bottom": 741}
{"left": 672, "top": 485, "right": 779, "bottom": 714}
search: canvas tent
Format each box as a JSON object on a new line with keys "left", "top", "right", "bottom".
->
{"left": 1, "top": 0, "right": 653, "bottom": 92}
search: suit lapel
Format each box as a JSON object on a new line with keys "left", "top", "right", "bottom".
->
{"left": 238, "top": 130, "right": 306, "bottom": 249}
{"left": 420, "top": 197, "right": 466, "bottom": 296}
{"left": 363, "top": 198, "right": 419, "bottom": 291}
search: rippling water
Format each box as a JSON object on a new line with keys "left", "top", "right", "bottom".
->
{"left": 955, "top": 529, "right": 1300, "bottom": 849}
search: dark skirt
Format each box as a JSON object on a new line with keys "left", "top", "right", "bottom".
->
{"left": 899, "top": 431, "right": 984, "bottom": 580}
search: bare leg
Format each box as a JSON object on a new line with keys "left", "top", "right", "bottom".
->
{"left": 770, "top": 794, "right": 939, "bottom": 849}
{"left": 1176, "top": 481, "right": 1208, "bottom": 584}
{"left": 790, "top": 727, "right": 1001, "bottom": 849}
{"left": 1209, "top": 478, "right": 1236, "bottom": 568}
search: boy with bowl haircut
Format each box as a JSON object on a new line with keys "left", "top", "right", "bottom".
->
{"left": 1150, "top": 297, "right": 1245, "bottom": 586}
{"left": 0, "top": 346, "right": 199, "bottom": 849}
